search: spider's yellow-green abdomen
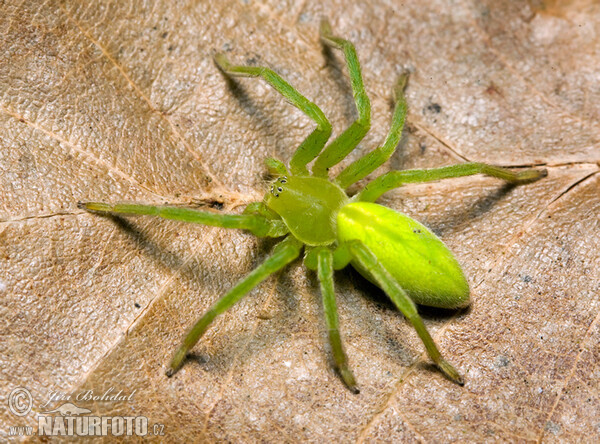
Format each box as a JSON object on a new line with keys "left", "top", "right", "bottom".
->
{"left": 337, "top": 202, "right": 470, "bottom": 309}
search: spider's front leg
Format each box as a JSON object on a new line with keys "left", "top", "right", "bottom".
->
{"left": 311, "top": 20, "right": 371, "bottom": 178}
{"left": 335, "top": 73, "right": 409, "bottom": 189}
{"left": 344, "top": 239, "right": 464, "bottom": 385}
{"left": 356, "top": 163, "right": 548, "bottom": 202}
{"left": 214, "top": 54, "right": 331, "bottom": 176}
{"left": 79, "top": 201, "right": 288, "bottom": 238}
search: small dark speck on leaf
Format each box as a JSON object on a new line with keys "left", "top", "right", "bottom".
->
{"left": 134, "top": 302, "right": 141, "bottom": 308}
{"left": 485, "top": 82, "right": 503, "bottom": 97}
{"left": 427, "top": 103, "right": 442, "bottom": 113}
{"left": 161, "top": 32, "right": 168, "bottom": 38}
{"left": 520, "top": 275, "right": 532, "bottom": 283}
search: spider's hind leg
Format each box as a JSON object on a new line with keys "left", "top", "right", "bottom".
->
{"left": 312, "top": 20, "right": 371, "bottom": 178}
{"left": 345, "top": 240, "right": 464, "bottom": 385}
{"left": 214, "top": 54, "right": 331, "bottom": 176}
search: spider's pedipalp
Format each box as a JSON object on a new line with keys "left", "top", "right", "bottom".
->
{"left": 265, "top": 157, "right": 289, "bottom": 177}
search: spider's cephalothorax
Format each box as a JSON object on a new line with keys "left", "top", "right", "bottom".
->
{"left": 81, "top": 20, "right": 546, "bottom": 393}
{"left": 266, "top": 175, "right": 348, "bottom": 246}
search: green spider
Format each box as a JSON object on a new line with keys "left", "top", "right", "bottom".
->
{"left": 80, "top": 20, "right": 546, "bottom": 393}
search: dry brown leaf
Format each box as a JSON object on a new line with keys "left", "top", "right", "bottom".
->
{"left": 2, "top": 0, "right": 599, "bottom": 442}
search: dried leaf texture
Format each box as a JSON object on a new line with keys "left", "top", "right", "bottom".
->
{"left": 1, "top": 0, "right": 599, "bottom": 442}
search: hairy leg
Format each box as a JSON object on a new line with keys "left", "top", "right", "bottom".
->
{"left": 346, "top": 240, "right": 464, "bottom": 385}
{"left": 79, "top": 201, "right": 288, "bottom": 238}
{"left": 356, "top": 163, "right": 547, "bottom": 202}
{"left": 317, "top": 248, "right": 359, "bottom": 393}
{"left": 335, "top": 74, "right": 409, "bottom": 189}
{"left": 167, "top": 236, "right": 302, "bottom": 376}
{"left": 214, "top": 54, "right": 331, "bottom": 176}
{"left": 312, "top": 20, "right": 371, "bottom": 178}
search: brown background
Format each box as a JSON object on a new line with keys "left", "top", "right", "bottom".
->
{"left": 1, "top": 0, "right": 599, "bottom": 442}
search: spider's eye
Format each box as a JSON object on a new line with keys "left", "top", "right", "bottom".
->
{"left": 270, "top": 177, "right": 288, "bottom": 198}
{"left": 270, "top": 184, "right": 280, "bottom": 198}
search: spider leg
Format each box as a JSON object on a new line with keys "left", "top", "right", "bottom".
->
{"left": 356, "top": 163, "right": 548, "bottom": 202}
{"left": 335, "top": 74, "right": 409, "bottom": 189}
{"left": 243, "top": 201, "right": 282, "bottom": 220}
{"left": 312, "top": 20, "right": 371, "bottom": 178}
{"left": 345, "top": 239, "right": 464, "bottom": 385}
{"left": 214, "top": 54, "right": 331, "bottom": 176}
{"left": 167, "top": 236, "right": 303, "bottom": 376}
{"left": 79, "top": 201, "right": 288, "bottom": 238}
{"left": 316, "top": 248, "right": 359, "bottom": 393}
{"left": 264, "top": 157, "right": 289, "bottom": 177}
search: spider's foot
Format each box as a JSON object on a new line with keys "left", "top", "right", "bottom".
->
{"left": 319, "top": 18, "right": 333, "bottom": 39}
{"left": 166, "top": 346, "right": 188, "bottom": 377}
{"left": 213, "top": 52, "right": 231, "bottom": 72}
{"left": 514, "top": 167, "right": 548, "bottom": 183}
{"left": 338, "top": 366, "right": 360, "bottom": 394}
{"left": 392, "top": 72, "right": 410, "bottom": 102}
{"left": 78, "top": 201, "right": 111, "bottom": 213}
{"left": 438, "top": 359, "right": 464, "bottom": 386}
